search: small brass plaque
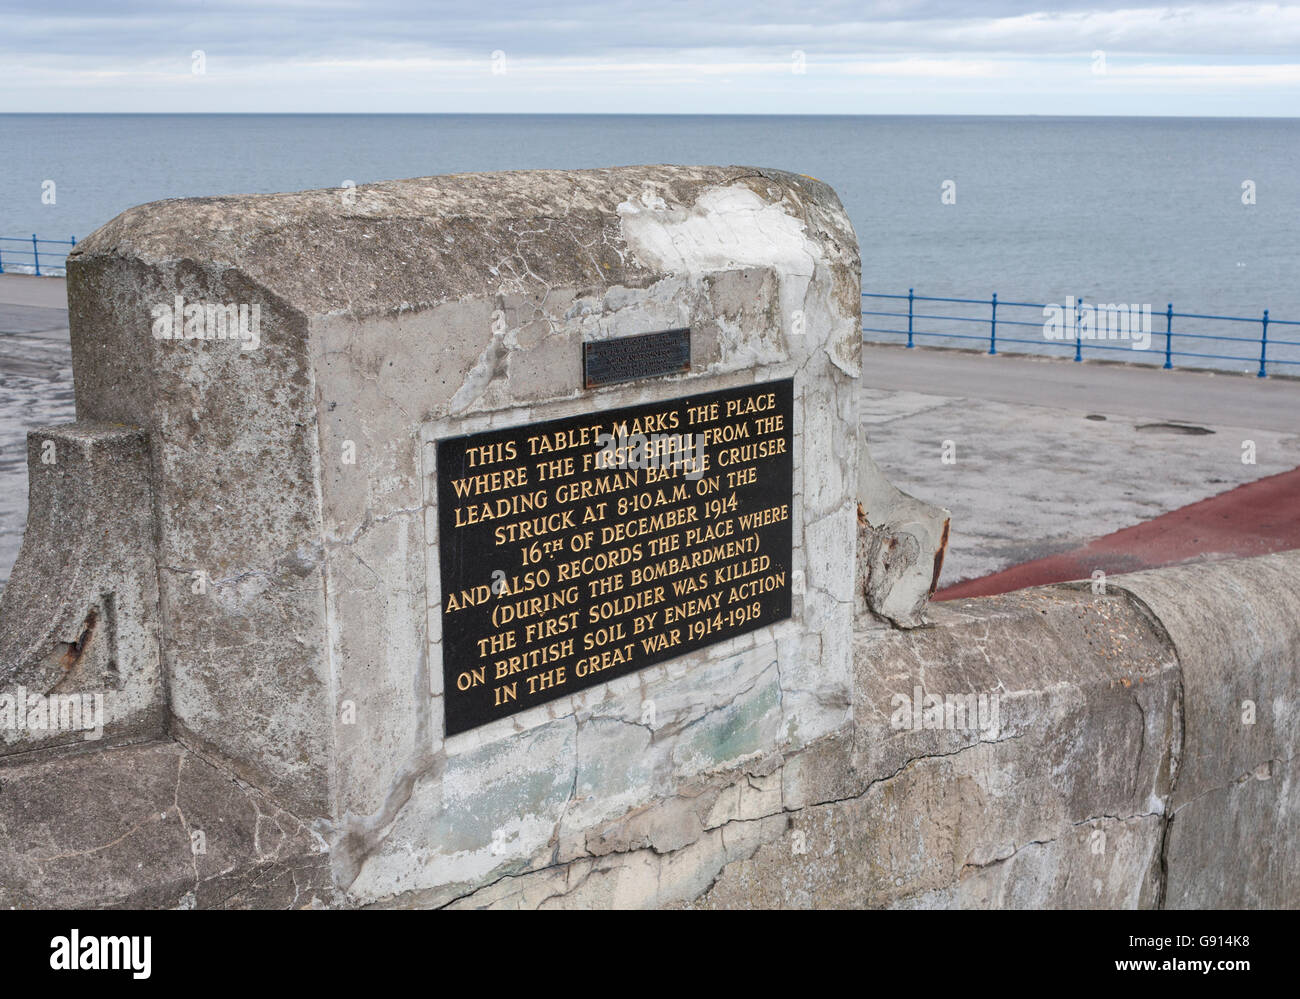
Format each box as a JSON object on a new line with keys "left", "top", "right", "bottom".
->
{"left": 583, "top": 328, "right": 691, "bottom": 388}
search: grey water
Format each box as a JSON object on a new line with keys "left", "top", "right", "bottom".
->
{"left": 3, "top": 113, "right": 1298, "bottom": 313}
{"left": 4, "top": 113, "right": 1300, "bottom": 374}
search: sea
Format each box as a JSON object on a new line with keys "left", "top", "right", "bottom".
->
{"left": 3, "top": 113, "right": 1300, "bottom": 369}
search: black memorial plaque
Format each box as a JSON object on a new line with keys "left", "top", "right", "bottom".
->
{"left": 583, "top": 328, "right": 691, "bottom": 388}
{"left": 437, "top": 378, "right": 794, "bottom": 735}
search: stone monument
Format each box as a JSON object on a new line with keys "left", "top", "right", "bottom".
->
{"left": 0, "top": 166, "right": 1293, "bottom": 909}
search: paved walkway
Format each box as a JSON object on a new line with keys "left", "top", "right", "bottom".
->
{"left": 0, "top": 276, "right": 75, "bottom": 589}
{"left": 936, "top": 465, "right": 1300, "bottom": 600}
{"left": 862, "top": 343, "right": 1300, "bottom": 434}
{"left": 862, "top": 344, "right": 1300, "bottom": 586}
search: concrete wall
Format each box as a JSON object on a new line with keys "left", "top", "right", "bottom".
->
{"left": 408, "top": 555, "right": 1297, "bottom": 909}
{"left": 0, "top": 165, "right": 1294, "bottom": 908}
{"left": 3, "top": 549, "right": 1293, "bottom": 907}
{"left": 1115, "top": 557, "right": 1300, "bottom": 908}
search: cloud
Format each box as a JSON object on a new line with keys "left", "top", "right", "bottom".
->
{"left": 1, "top": 1, "right": 1297, "bottom": 112}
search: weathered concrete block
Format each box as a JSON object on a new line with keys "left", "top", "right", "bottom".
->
{"left": 681, "top": 588, "right": 1178, "bottom": 909}
{"left": 856, "top": 444, "right": 950, "bottom": 628}
{"left": 0, "top": 423, "right": 164, "bottom": 754}
{"left": 3, "top": 165, "right": 877, "bottom": 905}
{"left": 1115, "top": 553, "right": 1300, "bottom": 908}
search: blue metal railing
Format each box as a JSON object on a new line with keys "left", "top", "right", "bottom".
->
{"left": 863, "top": 290, "right": 1300, "bottom": 378}
{"left": 0, "top": 235, "right": 76, "bottom": 277}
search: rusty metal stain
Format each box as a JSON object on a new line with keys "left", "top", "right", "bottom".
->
{"left": 928, "top": 518, "right": 951, "bottom": 596}
{"left": 57, "top": 607, "right": 98, "bottom": 670}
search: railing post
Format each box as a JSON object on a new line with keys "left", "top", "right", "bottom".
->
{"left": 1073, "top": 294, "right": 1083, "bottom": 362}
{"left": 906, "top": 288, "right": 914, "bottom": 348}
{"left": 1258, "top": 309, "right": 1269, "bottom": 378}
{"left": 989, "top": 292, "right": 998, "bottom": 355}
{"left": 32, "top": 234, "right": 40, "bottom": 277}
{"left": 1163, "top": 303, "right": 1173, "bottom": 369}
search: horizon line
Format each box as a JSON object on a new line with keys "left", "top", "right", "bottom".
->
{"left": 2, "top": 110, "right": 1300, "bottom": 120}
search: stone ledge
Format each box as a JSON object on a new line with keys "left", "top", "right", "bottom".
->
{"left": 373, "top": 580, "right": 1184, "bottom": 907}
{"left": 404, "top": 554, "right": 1298, "bottom": 908}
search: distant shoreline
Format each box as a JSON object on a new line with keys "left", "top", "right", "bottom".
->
{"left": 4, "top": 111, "right": 1300, "bottom": 120}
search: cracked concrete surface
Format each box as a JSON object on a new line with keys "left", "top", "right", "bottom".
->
{"left": 0, "top": 741, "right": 333, "bottom": 909}
{"left": 395, "top": 557, "right": 1298, "bottom": 910}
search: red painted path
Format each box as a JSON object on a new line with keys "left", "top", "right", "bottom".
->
{"left": 935, "top": 466, "right": 1300, "bottom": 601}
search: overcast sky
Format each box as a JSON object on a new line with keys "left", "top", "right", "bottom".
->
{"left": 2, "top": 1, "right": 1298, "bottom": 115}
